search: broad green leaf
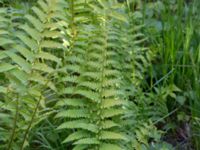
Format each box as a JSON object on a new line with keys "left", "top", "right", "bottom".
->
{"left": 16, "top": 33, "right": 38, "bottom": 51}
{"left": 101, "top": 120, "right": 119, "bottom": 129}
{"left": 100, "top": 143, "right": 122, "bottom": 150}
{"left": 74, "top": 138, "right": 100, "bottom": 145}
{"left": 0, "top": 30, "right": 8, "bottom": 35}
{"left": 57, "top": 120, "right": 98, "bottom": 133}
{"left": 14, "top": 45, "right": 35, "bottom": 62}
{"left": 20, "top": 24, "right": 41, "bottom": 41}
{"left": 5, "top": 51, "right": 31, "bottom": 73}
{"left": 41, "top": 40, "right": 64, "bottom": 49}
{"left": 109, "top": 11, "right": 128, "bottom": 23}
{"left": 56, "top": 98, "right": 87, "bottom": 107}
{"left": 100, "top": 131, "right": 127, "bottom": 140}
{"left": 55, "top": 109, "right": 90, "bottom": 118}
{"left": 62, "top": 131, "right": 89, "bottom": 143}
{"left": 32, "top": 6, "right": 46, "bottom": 22}
{"left": 0, "top": 63, "right": 16, "bottom": 72}
{"left": 32, "top": 63, "right": 54, "bottom": 73}
{"left": 101, "top": 108, "right": 124, "bottom": 118}
{"left": 36, "top": 51, "right": 61, "bottom": 64}
{"left": 25, "top": 14, "right": 43, "bottom": 32}
{"left": 42, "top": 30, "right": 62, "bottom": 38}
{"left": 0, "top": 86, "right": 6, "bottom": 93}
{"left": 10, "top": 69, "right": 29, "bottom": 85}
{"left": 37, "top": 0, "right": 48, "bottom": 13}
{"left": 101, "top": 99, "right": 125, "bottom": 108}
{"left": 29, "top": 73, "right": 56, "bottom": 91}
{"left": 0, "top": 38, "right": 14, "bottom": 46}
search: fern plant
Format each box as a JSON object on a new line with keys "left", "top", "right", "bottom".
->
{"left": 114, "top": 3, "right": 162, "bottom": 150}
{"left": 0, "top": 0, "right": 162, "bottom": 149}
{"left": 0, "top": 0, "right": 67, "bottom": 149}
{"left": 54, "top": 1, "right": 130, "bottom": 150}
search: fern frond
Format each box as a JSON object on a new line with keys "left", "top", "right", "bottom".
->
{"left": 101, "top": 109, "right": 125, "bottom": 119}
{"left": 56, "top": 98, "right": 88, "bottom": 107}
{"left": 101, "top": 99, "right": 126, "bottom": 109}
{"left": 55, "top": 109, "right": 90, "bottom": 118}
{"left": 101, "top": 120, "right": 120, "bottom": 129}
{"left": 57, "top": 120, "right": 98, "bottom": 133}
{"left": 100, "top": 131, "right": 127, "bottom": 141}
{"left": 99, "top": 143, "right": 123, "bottom": 150}
{"left": 0, "top": 0, "right": 67, "bottom": 148}
{"left": 74, "top": 138, "right": 100, "bottom": 145}
{"left": 62, "top": 131, "right": 90, "bottom": 143}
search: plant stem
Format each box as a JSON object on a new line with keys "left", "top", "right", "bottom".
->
{"left": 20, "top": 93, "right": 43, "bottom": 150}
{"left": 7, "top": 94, "right": 19, "bottom": 150}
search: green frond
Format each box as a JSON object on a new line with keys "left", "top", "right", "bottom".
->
{"left": 100, "top": 131, "right": 127, "bottom": 141}
{"left": 78, "top": 81, "right": 101, "bottom": 91}
{"left": 25, "top": 14, "right": 43, "bottom": 31}
{"left": 67, "top": 56, "right": 84, "bottom": 64}
{"left": 0, "top": 63, "right": 16, "bottom": 73}
{"left": 99, "top": 143, "right": 123, "bottom": 150}
{"left": 5, "top": 51, "right": 31, "bottom": 73}
{"left": 0, "top": 0, "right": 68, "bottom": 148}
{"left": 65, "top": 64, "right": 82, "bottom": 73}
{"left": 14, "top": 45, "right": 35, "bottom": 62}
{"left": 20, "top": 24, "right": 41, "bottom": 41}
{"left": 0, "top": 86, "right": 7, "bottom": 93}
{"left": 56, "top": 98, "right": 88, "bottom": 107}
{"left": 15, "top": 32, "right": 38, "bottom": 51}
{"left": 32, "top": 63, "right": 54, "bottom": 73}
{"left": 102, "top": 89, "right": 122, "bottom": 98}
{"left": 60, "top": 76, "right": 79, "bottom": 83}
{"left": 57, "top": 120, "right": 98, "bottom": 133}
{"left": 0, "top": 0, "right": 160, "bottom": 149}
{"left": 75, "top": 89, "right": 100, "bottom": 102}
{"left": 55, "top": 109, "right": 90, "bottom": 118}
{"left": 73, "top": 145, "right": 88, "bottom": 150}
{"left": 82, "top": 72, "right": 102, "bottom": 80}
{"left": 62, "top": 131, "right": 90, "bottom": 143}
{"left": 101, "top": 99, "right": 125, "bottom": 108}
{"left": 101, "top": 120, "right": 120, "bottom": 129}
{"left": 87, "top": 61, "right": 101, "bottom": 69}
{"left": 9, "top": 69, "right": 29, "bottom": 85}
{"left": 36, "top": 51, "right": 61, "bottom": 64}
{"left": 60, "top": 87, "right": 75, "bottom": 95}
{"left": 101, "top": 108, "right": 125, "bottom": 119}
{"left": 102, "top": 79, "right": 122, "bottom": 87}
{"left": 74, "top": 138, "right": 100, "bottom": 145}
{"left": 103, "top": 69, "right": 120, "bottom": 77}
{"left": 29, "top": 73, "right": 56, "bottom": 91}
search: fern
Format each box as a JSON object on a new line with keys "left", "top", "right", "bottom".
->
{"left": 118, "top": 10, "right": 162, "bottom": 149}
{"left": 0, "top": 0, "right": 160, "bottom": 149}
{"left": 56, "top": 25, "right": 127, "bottom": 149}
{"left": 0, "top": 0, "right": 67, "bottom": 149}
{"left": 55, "top": 1, "right": 129, "bottom": 149}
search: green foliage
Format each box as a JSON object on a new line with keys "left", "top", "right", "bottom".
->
{"left": 55, "top": 1, "right": 130, "bottom": 149}
{"left": 143, "top": 0, "right": 200, "bottom": 148}
{"left": 0, "top": 0, "right": 155, "bottom": 149}
{"left": 1, "top": 0, "right": 199, "bottom": 149}
{"left": 0, "top": 0, "right": 67, "bottom": 149}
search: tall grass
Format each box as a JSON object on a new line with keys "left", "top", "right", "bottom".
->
{"left": 144, "top": 0, "right": 200, "bottom": 147}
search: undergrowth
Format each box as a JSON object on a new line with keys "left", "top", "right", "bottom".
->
{"left": 0, "top": 0, "right": 199, "bottom": 150}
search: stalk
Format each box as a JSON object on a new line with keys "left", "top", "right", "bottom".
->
{"left": 7, "top": 95, "right": 19, "bottom": 150}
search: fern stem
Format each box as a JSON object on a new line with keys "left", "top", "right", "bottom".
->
{"left": 96, "top": 26, "right": 107, "bottom": 143}
{"left": 70, "top": 0, "right": 76, "bottom": 37}
{"left": 20, "top": 75, "right": 51, "bottom": 150}
{"left": 7, "top": 94, "right": 19, "bottom": 150}
{"left": 20, "top": 93, "right": 42, "bottom": 150}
